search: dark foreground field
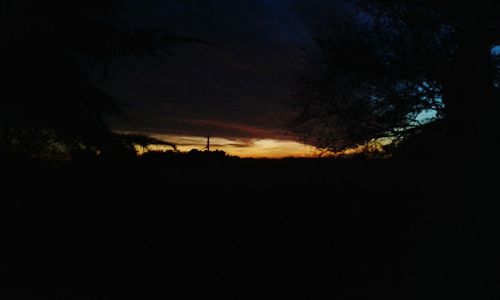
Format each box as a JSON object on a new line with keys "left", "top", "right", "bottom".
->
{"left": 1, "top": 157, "right": 498, "bottom": 299}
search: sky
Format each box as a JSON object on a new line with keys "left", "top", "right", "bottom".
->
{"left": 106, "top": 0, "right": 348, "bottom": 157}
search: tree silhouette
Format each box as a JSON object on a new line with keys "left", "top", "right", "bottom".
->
{"left": 290, "top": 0, "right": 500, "bottom": 156}
{"left": 0, "top": 0, "right": 202, "bottom": 159}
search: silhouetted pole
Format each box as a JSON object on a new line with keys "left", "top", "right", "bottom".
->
{"left": 206, "top": 135, "right": 211, "bottom": 152}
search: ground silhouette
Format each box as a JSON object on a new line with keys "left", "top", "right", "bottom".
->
{"left": 1, "top": 155, "right": 497, "bottom": 299}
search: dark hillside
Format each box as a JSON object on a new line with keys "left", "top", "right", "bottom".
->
{"left": 1, "top": 157, "right": 496, "bottom": 299}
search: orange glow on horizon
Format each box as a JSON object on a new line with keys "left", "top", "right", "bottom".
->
{"left": 137, "top": 134, "right": 321, "bottom": 158}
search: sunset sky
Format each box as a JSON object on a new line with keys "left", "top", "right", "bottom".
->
{"left": 144, "top": 134, "right": 320, "bottom": 158}
{"left": 106, "top": 0, "right": 349, "bottom": 157}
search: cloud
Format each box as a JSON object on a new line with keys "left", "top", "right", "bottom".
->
{"left": 109, "top": 1, "right": 347, "bottom": 142}
{"left": 139, "top": 134, "right": 320, "bottom": 158}
{"left": 112, "top": 113, "right": 290, "bottom": 141}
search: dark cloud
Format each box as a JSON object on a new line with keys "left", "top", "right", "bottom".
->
{"left": 226, "top": 142, "right": 254, "bottom": 148}
{"left": 108, "top": 0, "right": 345, "bottom": 140}
{"left": 291, "top": 0, "right": 350, "bottom": 30}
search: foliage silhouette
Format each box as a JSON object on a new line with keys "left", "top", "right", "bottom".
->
{"left": 2, "top": 156, "right": 494, "bottom": 298}
{"left": 290, "top": 0, "right": 500, "bottom": 157}
{"left": 0, "top": 0, "right": 205, "bottom": 159}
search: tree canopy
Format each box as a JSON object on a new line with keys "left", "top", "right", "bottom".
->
{"left": 0, "top": 0, "right": 198, "bottom": 158}
{"left": 290, "top": 0, "right": 500, "bottom": 156}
